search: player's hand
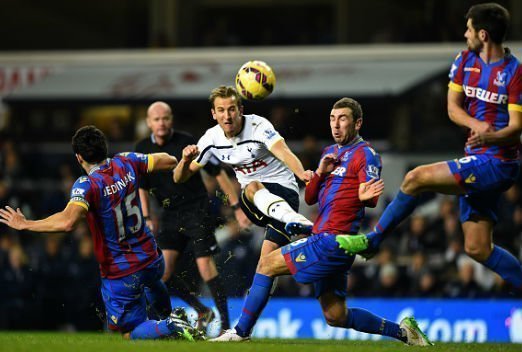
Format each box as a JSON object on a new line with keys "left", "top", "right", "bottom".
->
{"left": 466, "top": 129, "right": 493, "bottom": 148}
{"left": 316, "top": 153, "right": 338, "bottom": 176}
{"left": 0, "top": 206, "right": 27, "bottom": 230}
{"left": 182, "top": 145, "right": 199, "bottom": 162}
{"left": 299, "top": 170, "right": 314, "bottom": 182}
{"left": 358, "top": 178, "right": 384, "bottom": 202}
{"left": 470, "top": 120, "right": 492, "bottom": 134}
{"left": 234, "top": 208, "right": 252, "bottom": 230}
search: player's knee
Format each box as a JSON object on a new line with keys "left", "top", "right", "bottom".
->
{"left": 256, "top": 255, "right": 273, "bottom": 276}
{"left": 323, "top": 311, "right": 345, "bottom": 327}
{"left": 402, "top": 167, "right": 424, "bottom": 194}
{"left": 162, "top": 268, "right": 173, "bottom": 282}
{"left": 244, "top": 181, "right": 264, "bottom": 201}
{"left": 464, "top": 243, "right": 491, "bottom": 262}
{"left": 122, "top": 332, "right": 131, "bottom": 340}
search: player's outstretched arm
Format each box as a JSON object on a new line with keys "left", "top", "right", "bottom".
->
{"left": 0, "top": 203, "right": 86, "bottom": 233}
{"left": 150, "top": 152, "right": 178, "bottom": 172}
{"left": 173, "top": 145, "right": 202, "bottom": 183}
{"left": 269, "top": 139, "right": 313, "bottom": 182}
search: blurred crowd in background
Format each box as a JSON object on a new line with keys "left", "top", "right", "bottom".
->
{"left": 1, "top": 121, "right": 521, "bottom": 331}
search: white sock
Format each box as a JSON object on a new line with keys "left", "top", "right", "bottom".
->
{"left": 253, "top": 188, "right": 299, "bottom": 223}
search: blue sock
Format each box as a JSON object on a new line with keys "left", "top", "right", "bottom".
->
{"left": 367, "top": 190, "right": 418, "bottom": 249}
{"left": 345, "top": 308, "right": 406, "bottom": 342}
{"left": 483, "top": 245, "right": 522, "bottom": 289}
{"left": 235, "top": 273, "right": 274, "bottom": 337}
{"left": 144, "top": 280, "right": 172, "bottom": 320}
{"left": 130, "top": 319, "right": 181, "bottom": 340}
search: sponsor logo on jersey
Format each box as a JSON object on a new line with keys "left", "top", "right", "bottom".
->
{"left": 331, "top": 166, "right": 346, "bottom": 177}
{"left": 464, "top": 67, "right": 481, "bottom": 73}
{"left": 462, "top": 85, "right": 508, "bottom": 104}
{"left": 494, "top": 71, "right": 507, "bottom": 87}
{"left": 465, "top": 174, "right": 476, "bottom": 184}
{"left": 295, "top": 253, "right": 307, "bottom": 263}
{"left": 366, "top": 165, "right": 380, "bottom": 179}
{"left": 221, "top": 154, "right": 231, "bottom": 161}
{"left": 233, "top": 159, "right": 269, "bottom": 174}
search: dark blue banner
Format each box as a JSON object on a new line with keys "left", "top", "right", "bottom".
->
{"left": 171, "top": 297, "right": 522, "bottom": 343}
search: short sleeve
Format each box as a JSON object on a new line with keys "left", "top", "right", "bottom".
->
{"left": 69, "top": 176, "right": 92, "bottom": 211}
{"left": 116, "top": 152, "right": 153, "bottom": 175}
{"left": 203, "top": 155, "right": 222, "bottom": 176}
{"left": 508, "top": 64, "right": 522, "bottom": 111}
{"left": 448, "top": 51, "right": 465, "bottom": 93}
{"left": 195, "top": 131, "right": 214, "bottom": 167}
{"left": 356, "top": 147, "right": 382, "bottom": 183}
{"left": 253, "top": 118, "right": 284, "bottom": 150}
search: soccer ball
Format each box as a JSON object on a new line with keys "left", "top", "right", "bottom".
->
{"left": 235, "top": 60, "right": 276, "bottom": 100}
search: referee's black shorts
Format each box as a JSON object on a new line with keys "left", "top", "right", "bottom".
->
{"left": 156, "top": 199, "right": 218, "bottom": 257}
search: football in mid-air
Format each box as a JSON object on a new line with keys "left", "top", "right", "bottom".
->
{"left": 235, "top": 60, "right": 276, "bottom": 100}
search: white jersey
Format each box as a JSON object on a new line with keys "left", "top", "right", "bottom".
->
{"left": 195, "top": 114, "right": 298, "bottom": 192}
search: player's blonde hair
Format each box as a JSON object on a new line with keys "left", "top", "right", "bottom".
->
{"left": 209, "top": 86, "right": 243, "bottom": 109}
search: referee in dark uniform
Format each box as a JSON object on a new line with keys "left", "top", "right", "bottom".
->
{"left": 136, "top": 102, "right": 249, "bottom": 333}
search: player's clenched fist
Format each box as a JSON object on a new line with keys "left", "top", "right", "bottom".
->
{"left": 182, "top": 145, "right": 199, "bottom": 162}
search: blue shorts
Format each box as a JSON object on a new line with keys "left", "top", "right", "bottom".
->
{"left": 281, "top": 233, "right": 355, "bottom": 299}
{"left": 240, "top": 182, "right": 300, "bottom": 246}
{"left": 101, "top": 256, "right": 169, "bottom": 332}
{"left": 447, "top": 155, "right": 519, "bottom": 223}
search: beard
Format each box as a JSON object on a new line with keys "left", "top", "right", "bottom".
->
{"left": 467, "top": 38, "right": 483, "bottom": 53}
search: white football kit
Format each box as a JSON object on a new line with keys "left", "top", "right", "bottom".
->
{"left": 195, "top": 114, "right": 298, "bottom": 193}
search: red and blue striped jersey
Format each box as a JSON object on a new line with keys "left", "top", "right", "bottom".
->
{"left": 448, "top": 49, "right": 522, "bottom": 160}
{"left": 305, "top": 137, "right": 382, "bottom": 235}
{"left": 69, "top": 152, "right": 159, "bottom": 279}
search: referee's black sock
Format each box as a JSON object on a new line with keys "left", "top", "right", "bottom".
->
{"left": 206, "top": 275, "right": 230, "bottom": 330}
{"left": 168, "top": 276, "right": 208, "bottom": 313}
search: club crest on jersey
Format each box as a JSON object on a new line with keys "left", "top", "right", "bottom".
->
{"left": 263, "top": 129, "right": 277, "bottom": 139}
{"left": 494, "top": 71, "right": 507, "bottom": 87}
{"left": 366, "top": 165, "right": 380, "bottom": 179}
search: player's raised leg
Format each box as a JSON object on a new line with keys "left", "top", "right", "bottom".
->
{"left": 337, "top": 161, "right": 463, "bottom": 256}
{"left": 244, "top": 181, "right": 312, "bottom": 235}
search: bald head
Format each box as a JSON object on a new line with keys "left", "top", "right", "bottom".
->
{"left": 146, "top": 101, "right": 173, "bottom": 143}
{"left": 147, "top": 101, "right": 172, "bottom": 118}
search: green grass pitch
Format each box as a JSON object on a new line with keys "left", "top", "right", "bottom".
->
{"left": 0, "top": 332, "right": 520, "bottom": 352}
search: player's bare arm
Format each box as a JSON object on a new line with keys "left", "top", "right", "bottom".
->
{"left": 173, "top": 144, "right": 202, "bottom": 183}
{"left": 138, "top": 188, "right": 154, "bottom": 232}
{"left": 150, "top": 152, "right": 178, "bottom": 172}
{"left": 447, "top": 89, "right": 492, "bottom": 132}
{"left": 0, "top": 202, "right": 86, "bottom": 233}
{"left": 466, "top": 109, "right": 522, "bottom": 148}
{"left": 269, "top": 139, "right": 313, "bottom": 182}
{"left": 359, "top": 178, "right": 384, "bottom": 203}
{"left": 215, "top": 168, "right": 251, "bottom": 229}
